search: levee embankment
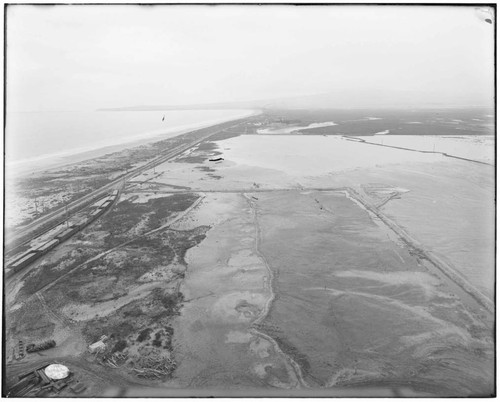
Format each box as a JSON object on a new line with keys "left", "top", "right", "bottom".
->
{"left": 344, "top": 187, "right": 494, "bottom": 315}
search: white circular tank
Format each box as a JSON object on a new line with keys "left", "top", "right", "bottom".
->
{"left": 44, "top": 364, "right": 70, "bottom": 380}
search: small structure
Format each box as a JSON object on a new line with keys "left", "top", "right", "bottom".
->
{"left": 70, "top": 382, "right": 86, "bottom": 394}
{"left": 88, "top": 340, "right": 106, "bottom": 353}
{"left": 27, "top": 339, "right": 56, "bottom": 353}
{"left": 36, "top": 369, "right": 51, "bottom": 385}
{"left": 18, "top": 340, "right": 26, "bottom": 359}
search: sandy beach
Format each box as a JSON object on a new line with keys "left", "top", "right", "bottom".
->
{"left": 6, "top": 109, "right": 259, "bottom": 177}
{"left": 5, "top": 110, "right": 260, "bottom": 229}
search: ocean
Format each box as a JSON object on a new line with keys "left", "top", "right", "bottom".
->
{"left": 5, "top": 109, "right": 256, "bottom": 174}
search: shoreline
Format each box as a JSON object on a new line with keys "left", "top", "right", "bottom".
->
{"left": 6, "top": 109, "right": 261, "bottom": 178}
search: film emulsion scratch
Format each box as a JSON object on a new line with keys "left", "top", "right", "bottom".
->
{"left": 3, "top": 4, "right": 495, "bottom": 398}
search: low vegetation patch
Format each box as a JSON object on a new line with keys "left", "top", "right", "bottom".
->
{"left": 82, "top": 288, "right": 184, "bottom": 379}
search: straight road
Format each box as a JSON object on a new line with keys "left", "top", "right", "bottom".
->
{"left": 5, "top": 119, "right": 247, "bottom": 253}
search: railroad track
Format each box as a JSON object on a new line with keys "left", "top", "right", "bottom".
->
{"left": 5, "top": 119, "right": 247, "bottom": 254}
{"left": 23, "top": 194, "right": 205, "bottom": 300}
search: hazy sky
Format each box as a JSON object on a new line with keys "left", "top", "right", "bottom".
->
{"left": 6, "top": 5, "right": 494, "bottom": 111}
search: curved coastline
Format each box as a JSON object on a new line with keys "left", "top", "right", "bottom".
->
{"left": 7, "top": 109, "right": 260, "bottom": 177}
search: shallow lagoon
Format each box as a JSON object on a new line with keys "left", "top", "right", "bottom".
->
{"left": 165, "top": 132, "right": 494, "bottom": 395}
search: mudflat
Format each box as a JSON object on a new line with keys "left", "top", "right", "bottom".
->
{"left": 166, "top": 132, "right": 494, "bottom": 395}
{"left": 5, "top": 112, "right": 494, "bottom": 396}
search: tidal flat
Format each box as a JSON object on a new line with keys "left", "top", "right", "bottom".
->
{"left": 4, "top": 111, "right": 495, "bottom": 396}
{"left": 165, "top": 131, "right": 493, "bottom": 395}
